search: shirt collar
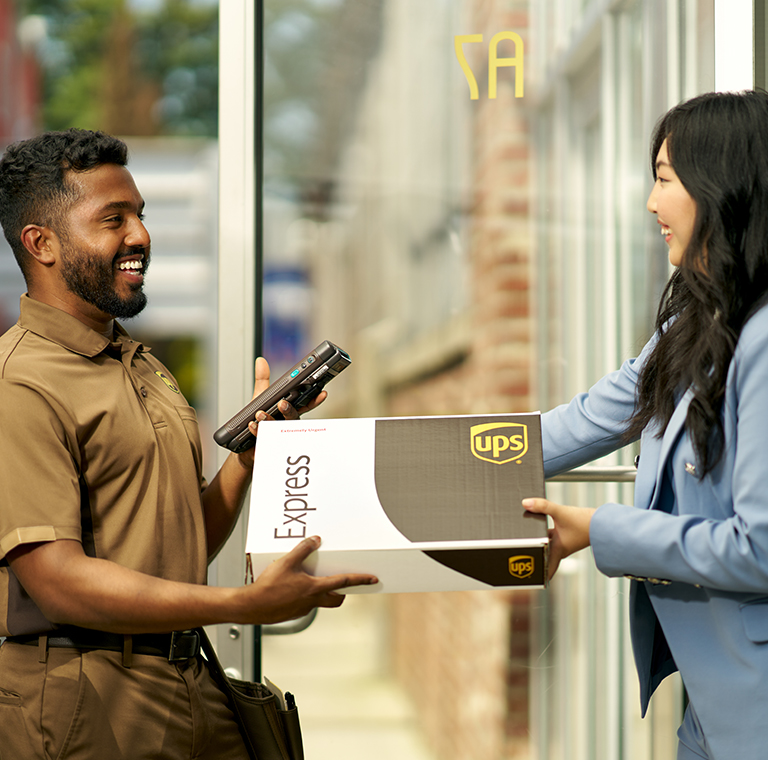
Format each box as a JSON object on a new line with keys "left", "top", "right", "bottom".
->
{"left": 17, "top": 294, "right": 144, "bottom": 358}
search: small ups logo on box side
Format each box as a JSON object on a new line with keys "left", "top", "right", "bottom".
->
{"left": 423, "top": 546, "right": 547, "bottom": 587}
{"left": 508, "top": 555, "right": 535, "bottom": 579}
{"left": 470, "top": 422, "right": 528, "bottom": 464}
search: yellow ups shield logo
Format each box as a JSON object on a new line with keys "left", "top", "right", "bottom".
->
{"left": 155, "top": 371, "right": 180, "bottom": 394}
{"left": 470, "top": 422, "right": 528, "bottom": 464}
{"left": 508, "top": 555, "right": 535, "bottom": 579}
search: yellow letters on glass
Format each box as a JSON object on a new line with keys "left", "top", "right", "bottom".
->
{"left": 454, "top": 32, "right": 524, "bottom": 100}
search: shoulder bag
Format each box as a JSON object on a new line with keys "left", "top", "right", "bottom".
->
{"left": 200, "top": 629, "right": 304, "bottom": 760}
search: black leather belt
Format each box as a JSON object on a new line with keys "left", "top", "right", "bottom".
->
{"left": 8, "top": 626, "right": 201, "bottom": 662}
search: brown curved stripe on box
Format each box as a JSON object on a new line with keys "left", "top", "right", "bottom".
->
{"left": 423, "top": 546, "right": 546, "bottom": 586}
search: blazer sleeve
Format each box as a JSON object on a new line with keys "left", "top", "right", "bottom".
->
{"left": 591, "top": 311, "right": 768, "bottom": 592}
{"left": 540, "top": 335, "right": 656, "bottom": 477}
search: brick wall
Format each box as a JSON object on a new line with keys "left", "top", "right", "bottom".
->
{"left": 385, "top": 2, "right": 534, "bottom": 758}
{"left": 390, "top": 588, "right": 534, "bottom": 760}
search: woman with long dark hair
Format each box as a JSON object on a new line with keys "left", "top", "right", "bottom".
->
{"left": 525, "top": 90, "right": 768, "bottom": 758}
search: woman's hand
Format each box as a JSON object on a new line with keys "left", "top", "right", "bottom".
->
{"left": 523, "top": 498, "right": 596, "bottom": 580}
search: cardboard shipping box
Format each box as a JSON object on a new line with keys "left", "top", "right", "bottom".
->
{"left": 246, "top": 413, "right": 549, "bottom": 593}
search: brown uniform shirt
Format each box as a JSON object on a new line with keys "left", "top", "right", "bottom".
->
{"left": 0, "top": 295, "right": 208, "bottom": 636}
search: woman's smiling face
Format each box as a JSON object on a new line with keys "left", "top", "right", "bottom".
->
{"left": 647, "top": 138, "right": 697, "bottom": 267}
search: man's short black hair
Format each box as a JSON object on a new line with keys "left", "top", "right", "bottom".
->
{"left": 0, "top": 128, "right": 128, "bottom": 280}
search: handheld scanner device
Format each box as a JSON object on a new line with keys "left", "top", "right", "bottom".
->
{"left": 213, "top": 340, "right": 351, "bottom": 453}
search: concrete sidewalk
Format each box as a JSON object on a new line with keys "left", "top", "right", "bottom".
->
{"left": 261, "top": 594, "right": 435, "bottom": 760}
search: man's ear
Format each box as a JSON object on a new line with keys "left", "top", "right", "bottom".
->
{"left": 20, "top": 224, "right": 58, "bottom": 267}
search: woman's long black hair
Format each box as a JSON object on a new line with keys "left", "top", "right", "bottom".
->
{"left": 625, "top": 90, "right": 768, "bottom": 476}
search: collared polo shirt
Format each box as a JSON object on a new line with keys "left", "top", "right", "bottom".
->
{"left": 0, "top": 295, "right": 208, "bottom": 636}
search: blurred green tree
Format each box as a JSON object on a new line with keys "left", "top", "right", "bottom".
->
{"left": 18, "top": 0, "right": 218, "bottom": 136}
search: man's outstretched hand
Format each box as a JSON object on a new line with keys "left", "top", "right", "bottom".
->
{"left": 243, "top": 536, "right": 379, "bottom": 624}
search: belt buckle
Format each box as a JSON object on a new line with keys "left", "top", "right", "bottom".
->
{"left": 168, "top": 629, "right": 201, "bottom": 662}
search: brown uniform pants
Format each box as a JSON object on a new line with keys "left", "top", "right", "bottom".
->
{"left": 0, "top": 640, "right": 249, "bottom": 760}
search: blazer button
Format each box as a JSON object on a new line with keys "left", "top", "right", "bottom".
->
{"left": 140, "top": 387, "right": 148, "bottom": 398}
{"left": 623, "top": 574, "right": 672, "bottom": 586}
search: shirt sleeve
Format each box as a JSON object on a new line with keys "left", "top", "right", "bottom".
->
{"left": 0, "top": 380, "right": 82, "bottom": 560}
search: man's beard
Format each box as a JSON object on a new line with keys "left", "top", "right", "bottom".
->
{"left": 59, "top": 245, "right": 150, "bottom": 320}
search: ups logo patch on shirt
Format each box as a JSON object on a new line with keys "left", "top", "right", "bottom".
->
{"left": 155, "top": 371, "right": 180, "bottom": 394}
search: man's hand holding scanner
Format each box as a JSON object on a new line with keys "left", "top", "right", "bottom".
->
{"left": 237, "top": 356, "right": 327, "bottom": 470}
{"left": 205, "top": 355, "right": 328, "bottom": 556}
{"left": 523, "top": 498, "right": 596, "bottom": 580}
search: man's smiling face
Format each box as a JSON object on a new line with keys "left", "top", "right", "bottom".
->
{"left": 56, "top": 163, "right": 151, "bottom": 322}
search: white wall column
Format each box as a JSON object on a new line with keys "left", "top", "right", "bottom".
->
{"left": 211, "top": 0, "right": 258, "bottom": 679}
{"left": 714, "top": 0, "right": 754, "bottom": 91}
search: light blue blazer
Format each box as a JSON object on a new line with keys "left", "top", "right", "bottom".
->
{"left": 541, "top": 304, "right": 768, "bottom": 759}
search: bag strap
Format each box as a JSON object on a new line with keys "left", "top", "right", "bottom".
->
{"left": 199, "top": 628, "right": 226, "bottom": 676}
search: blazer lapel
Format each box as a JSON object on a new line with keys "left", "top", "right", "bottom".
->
{"left": 639, "top": 388, "right": 693, "bottom": 511}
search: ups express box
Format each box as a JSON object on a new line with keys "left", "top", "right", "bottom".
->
{"left": 245, "top": 413, "right": 549, "bottom": 593}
